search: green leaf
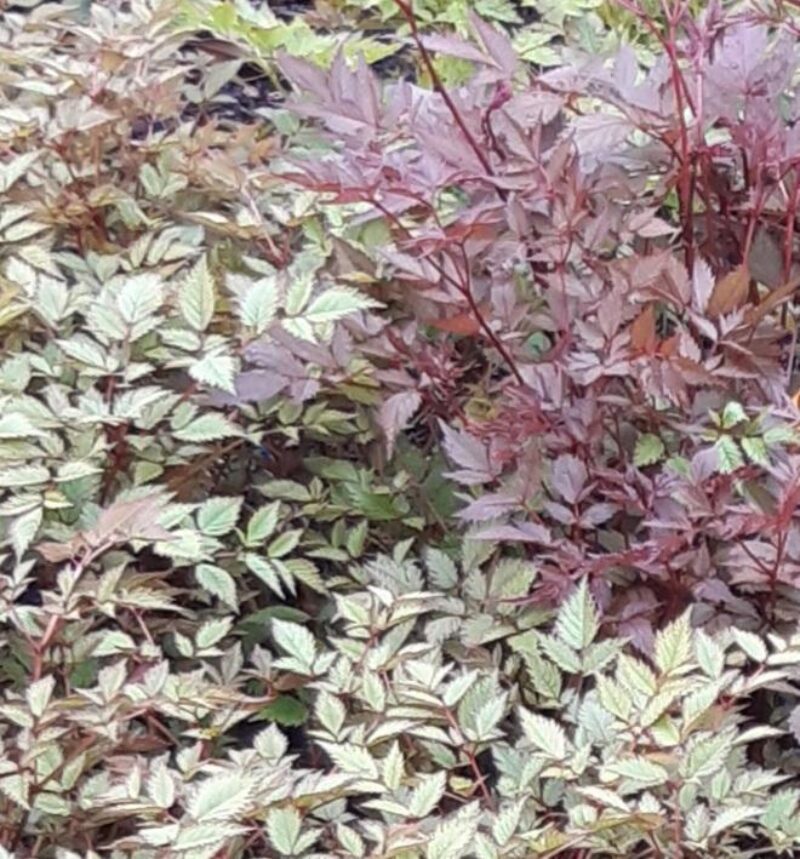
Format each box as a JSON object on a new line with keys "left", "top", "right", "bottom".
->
{"left": 272, "top": 619, "right": 316, "bottom": 673}
{"left": 180, "top": 256, "right": 216, "bottom": 331}
{"left": 187, "top": 773, "right": 253, "bottom": 821}
{"left": 0, "top": 464, "right": 49, "bottom": 486}
{"left": 731, "top": 627, "right": 768, "bottom": 662}
{"left": 196, "top": 563, "right": 238, "bottom": 609}
{"left": 246, "top": 501, "right": 281, "bottom": 545}
{"left": 26, "top": 675, "right": 55, "bottom": 718}
{"left": 382, "top": 742, "right": 405, "bottom": 791}
{"left": 195, "top": 617, "right": 232, "bottom": 650}
{"left": 654, "top": 611, "right": 693, "bottom": 676}
{"left": 538, "top": 633, "right": 581, "bottom": 673}
{"left": 682, "top": 730, "right": 735, "bottom": 780}
{"left": 575, "top": 786, "right": 630, "bottom": 813}
{"left": 147, "top": 763, "right": 176, "bottom": 810}
{"left": 92, "top": 630, "right": 136, "bottom": 656}
{"left": 239, "top": 276, "right": 279, "bottom": 333}
{"left": 303, "top": 286, "right": 380, "bottom": 324}
{"left": 605, "top": 756, "right": 669, "bottom": 787}
{"left": 634, "top": 433, "right": 665, "bottom": 467}
{"left": 694, "top": 629, "right": 725, "bottom": 679}
{"left": 336, "top": 823, "right": 365, "bottom": 857}
{"left": 174, "top": 414, "right": 241, "bottom": 442}
{"left": 197, "top": 496, "right": 242, "bottom": 536}
{"left": 556, "top": 578, "right": 599, "bottom": 650}
{"left": 708, "top": 806, "right": 762, "bottom": 837}
{"left": 10, "top": 506, "right": 42, "bottom": 558}
{"left": 408, "top": 771, "right": 446, "bottom": 818}
{"left": 245, "top": 552, "right": 284, "bottom": 596}
{"left": 268, "top": 528, "right": 303, "bottom": 558}
{"left": 0, "top": 151, "right": 40, "bottom": 193}
{"left": 519, "top": 708, "right": 567, "bottom": 759}
{"left": 721, "top": 401, "right": 747, "bottom": 429}
{"left": 258, "top": 695, "right": 308, "bottom": 727}
{"left": 714, "top": 435, "right": 743, "bottom": 474}
{"left": 741, "top": 435, "right": 769, "bottom": 466}
{"left": 189, "top": 353, "right": 238, "bottom": 394}
{"left": 266, "top": 806, "right": 301, "bottom": 855}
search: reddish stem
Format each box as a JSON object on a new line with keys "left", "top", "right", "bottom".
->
{"left": 392, "top": 0, "right": 495, "bottom": 177}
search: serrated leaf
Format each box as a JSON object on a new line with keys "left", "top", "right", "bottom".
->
{"left": 196, "top": 496, "right": 242, "bottom": 537}
{"left": 382, "top": 742, "right": 405, "bottom": 790}
{"left": 187, "top": 773, "right": 253, "bottom": 821}
{"left": 268, "top": 528, "right": 303, "bottom": 559}
{"left": 147, "top": 763, "right": 176, "bottom": 810}
{"left": 0, "top": 464, "right": 49, "bottom": 487}
{"left": 714, "top": 435, "right": 743, "bottom": 474}
{"left": 245, "top": 552, "right": 284, "bottom": 596}
{"left": 492, "top": 799, "right": 524, "bottom": 846}
{"left": 741, "top": 435, "right": 769, "bottom": 466}
{"left": 575, "top": 786, "right": 630, "bottom": 813}
{"left": 379, "top": 391, "right": 422, "bottom": 457}
{"left": 174, "top": 414, "right": 241, "bottom": 442}
{"left": 708, "top": 805, "right": 762, "bottom": 837}
{"left": 685, "top": 804, "right": 710, "bottom": 841}
{"left": 318, "top": 742, "right": 379, "bottom": 778}
{"left": 195, "top": 617, "right": 232, "bottom": 650}
{"left": 180, "top": 256, "right": 216, "bottom": 331}
{"left": 336, "top": 823, "right": 365, "bottom": 857}
{"left": 26, "top": 674, "right": 55, "bottom": 718}
{"left": 426, "top": 803, "right": 480, "bottom": 859}
{"left": 316, "top": 690, "right": 346, "bottom": 736}
{"left": 634, "top": 433, "right": 665, "bottom": 467}
{"left": 272, "top": 619, "right": 315, "bottom": 673}
{"left": 519, "top": 708, "right": 567, "bottom": 759}
{"left": 246, "top": 501, "right": 281, "bottom": 545}
{"left": 303, "top": 286, "right": 380, "bottom": 324}
{"left": 694, "top": 630, "right": 724, "bottom": 679}
{"left": 654, "top": 611, "right": 693, "bottom": 676}
{"left": 408, "top": 771, "right": 446, "bottom": 818}
{"left": 682, "top": 730, "right": 735, "bottom": 780}
{"left": 606, "top": 756, "right": 668, "bottom": 786}
{"left": 0, "top": 151, "right": 40, "bottom": 193}
{"left": 707, "top": 264, "right": 749, "bottom": 319}
{"left": 556, "top": 579, "right": 599, "bottom": 649}
{"left": 189, "top": 353, "right": 238, "bottom": 394}
{"left": 239, "top": 276, "right": 279, "bottom": 333}
{"left": 10, "top": 506, "right": 43, "bottom": 558}
{"left": 0, "top": 413, "right": 46, "bottom": 439}
{"left": 721, "top": 401, "right": 747, "bottom": 429}
{"left": 538, "top": 632, "right": 581, "bottom": 673}
{"left": 195, "top": 563, "right": 238, "bottom": 609}
{"left": 266, "top": 806, "right": 301, "bottom": 854}
{"left": 731, "top": 627, "right": 768, "bottom": 662}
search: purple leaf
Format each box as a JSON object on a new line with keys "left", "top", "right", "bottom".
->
{"left": 468, "top": 12, "right": 517, "bottom": 78}
{"left": 420, "top": 33, "right": 493, "bottom": 67}
{"left": 458, "top": 492, "right": 518, "bottom": 522}
{"left": 471, "top": 522, "right": 553, "bottom": 544}
{"left": 551, "top": 455, "right": 588, "bottom": 504}
{"left": 440, "top": 422, "right": 497, "bottom": 484}
{"left": 378, "top": 391, "right": 422, "bottom": 457}
{"left": 206, "top": 370, "right": 287, "bottom": 407}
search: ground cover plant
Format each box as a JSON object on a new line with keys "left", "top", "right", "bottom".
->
{"left": 4, "top": 0, "right": 800, "bottom": 856}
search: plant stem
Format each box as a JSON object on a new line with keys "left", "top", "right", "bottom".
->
{"left": 392, "top": 0, "right": 495, "bottom": 177}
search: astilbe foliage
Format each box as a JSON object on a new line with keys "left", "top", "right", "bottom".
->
{"left": 4, "top": 0, "right": 800, "bottom": 857}
{"left": 280, "top": 1, "right": 800, "bottom": 640}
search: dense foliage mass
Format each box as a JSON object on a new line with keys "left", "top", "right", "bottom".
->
{"left": 5, "top": 0, "right": 800, "bottom": 856}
